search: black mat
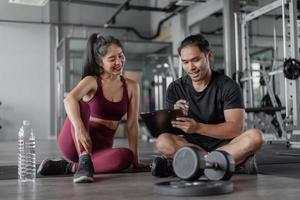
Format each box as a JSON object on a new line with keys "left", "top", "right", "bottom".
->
{"left": 252, "top": 143, "right": 300, "bottom": 179}
{"left": 0, "top": 162, "right": 152, "bottom": 180}
{"left": 2, "top": 144, "right": 300, "bottom": 180}
{"left": 0, "top": 165, "right": 41, "bottom": 180}
{"left": 0, "top": 151, "right": 157, "bottom": 180}
{"left": 256, "top": 143, "right": 300, "bottom": 165}
{"left": 258, "top": 163, "right": 300, "bottom": 179}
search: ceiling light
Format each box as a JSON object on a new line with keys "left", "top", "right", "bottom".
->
{"left": 8, "top": 0, "right": 49, "bottom": 6}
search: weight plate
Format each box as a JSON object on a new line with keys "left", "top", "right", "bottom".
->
{"left": 283, "top": 58, "right": 300, "bottom": 80}
{"left": 173, "top": 147, "right": 205, "bottom": 181}
{"left": 153, "top": 180, "right": 234, "bottom": 196}
{"left": 204, "top": 150, "right": 235, "bottom": 181}
{"left": 260, "top": 94, "right": 282, "bottom": 115}
{"left": 218, "top": 150, "right": 235, "bottom": 180}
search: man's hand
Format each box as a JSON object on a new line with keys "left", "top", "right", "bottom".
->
{"left": 75, "top": 127, "right": 92, "bottom": 154}
{"left": 171, "top": 117, "right": 200, "bottom": 133}
{"left": 174, "top": 99, "right": 189, "bottom": 115}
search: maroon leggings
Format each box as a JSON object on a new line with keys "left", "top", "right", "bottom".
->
{"left": 58, "top": 101, "right": 134, "bottom": 173}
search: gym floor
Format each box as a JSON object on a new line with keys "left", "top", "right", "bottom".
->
{"left": 0, "top": 138, "right": 300, "bottom": 200}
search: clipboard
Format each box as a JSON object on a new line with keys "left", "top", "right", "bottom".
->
{"left": 140, "top": 109, "right": 185, "bottom": 138}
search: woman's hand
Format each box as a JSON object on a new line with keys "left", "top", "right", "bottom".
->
{"left": 75, "top": 126, "right": 92, "bottom": 154}
{"left": 133, "top": 161, "right": 150, "bottom": 169}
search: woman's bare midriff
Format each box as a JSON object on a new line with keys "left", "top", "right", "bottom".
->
{"left": 89, "top": 116, "right": 119, "bottom": 130}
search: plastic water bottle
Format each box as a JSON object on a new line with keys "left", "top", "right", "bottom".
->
{"left": 18, "top": 120, "right": 36, "bottom": 182}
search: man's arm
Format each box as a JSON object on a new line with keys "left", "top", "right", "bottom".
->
{"left": 196, "top": 108, "right": 244, "bottom": 139}
{"left": 172, "top": 108, "right": 244, "bottom": 139}
{"left": 196, "top": 78, "right": 244, "bottom": 139}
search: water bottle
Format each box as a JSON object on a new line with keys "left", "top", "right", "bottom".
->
{"left": 18, "top": 120, "right": 36, "bottom": 182}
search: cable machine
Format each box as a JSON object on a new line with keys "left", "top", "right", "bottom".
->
{"left": 235, "top": 0, "right": 300, "bottom": 148}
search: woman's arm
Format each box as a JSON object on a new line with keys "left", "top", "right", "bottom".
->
{"left": 64, "top": 76, "right": 97, "bottom": 153}
{"left": 125, "top": 79, "right": 140, "bottom": 167}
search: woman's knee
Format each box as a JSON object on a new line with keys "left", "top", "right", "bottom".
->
{"left": 92, "top": 148, "right": 134, "bottom": 173}
{"left": 105, "top": 148, "right": 133, "bottom": 170}
{"left": 118, "top": 148, "right": 134, "bottom": 165}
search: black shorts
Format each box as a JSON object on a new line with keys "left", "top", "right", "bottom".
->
{"left": 183, "top": 133, "right": 231, "bottom": 152}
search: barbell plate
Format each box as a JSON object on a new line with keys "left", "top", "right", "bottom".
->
{"left": 204, "top": 150, "right": 235, "bottom": 181}
{"left": 153, "top": 180, "right": 234, "bottom": 196}
{"left": 283, "top": 58, "right": 300, "bottom": 80}
{"left": 173, "top": 146, "right": 205, "bottom": 181}
{"left": 218, "top": 150, "right": 235, "bottom": 180}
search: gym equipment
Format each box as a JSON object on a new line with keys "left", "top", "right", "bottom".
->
{"left": 232, "top": 71, "right": 244, "bottom": 88}
{"left": 271, "top": 115, "right": 285, "bottom": 137}
{"left": 245, "top": 107, "right": 284, "bottom": 113}
{"left": 259, "top": 76, "right": 266, "bottom": 86}
{"left": 260, "top": 94, "right": 282, "bottom": 115}
{"left": 151, "top": 156, "right": 174, "bottom": 177}
{"left": 237, "top": 0, "right": 300, "bottom": 147}
{"left": 153, "top": 180, "right": 234, "bottom": 196}
{"left": 173, "top": 147, "right": 235, "bottom": 181}
{"left": 283, "top": 58, "right": 300, "bottom": 80}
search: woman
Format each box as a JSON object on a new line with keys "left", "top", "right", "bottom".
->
{"left": 38, "top": 33, "right": 142, "bottom": 183}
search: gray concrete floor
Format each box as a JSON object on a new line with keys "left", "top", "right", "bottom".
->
{"left": 1, "top": 139, "right": 300, "bottom": 200}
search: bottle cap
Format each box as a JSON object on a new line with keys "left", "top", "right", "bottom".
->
{"left": 23, "top": 120, "right": 30, "bottom": 126}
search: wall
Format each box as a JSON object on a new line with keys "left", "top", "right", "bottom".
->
{"left": 0, "top": 1, "right": 51, "bottom": 140}
{"left": 0, "top": 23, "right": 51, "bottom": 140}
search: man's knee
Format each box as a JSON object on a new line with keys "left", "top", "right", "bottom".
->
{"left": 244, "top": 128, "right": 263, "bottom": 150}
{"left": 156, "top": 133, "right": 172, "bottom": 149}
{"left": 156, "top": 133, "right": 177, "bottom": 156}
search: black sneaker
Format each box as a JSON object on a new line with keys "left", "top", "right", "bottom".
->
{"left": 235, "top": 154, "right": 258, "bottom": 175}
{"left": 151, "top": 156, "right": 174, "bottom": 177}
{"left": 37, "top": 158, "right": 73, "bottom": 175}
{"left": 73, "top": 154, "right": 94, "bottom": 183}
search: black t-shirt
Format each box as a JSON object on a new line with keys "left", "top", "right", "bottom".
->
{"left": 166, "top": 70, "right": 244, "bottom": 148}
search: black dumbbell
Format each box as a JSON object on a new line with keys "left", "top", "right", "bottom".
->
{"left": 173, "top": 147, "right": 235, "bottom": 181}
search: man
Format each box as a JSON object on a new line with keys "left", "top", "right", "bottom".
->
{"left": 152, "top": 34, "right": 263, "bottom": 177}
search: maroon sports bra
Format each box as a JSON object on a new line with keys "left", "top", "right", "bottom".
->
{"left": 87, "top": 76, "right": 129, "bottom": 121}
